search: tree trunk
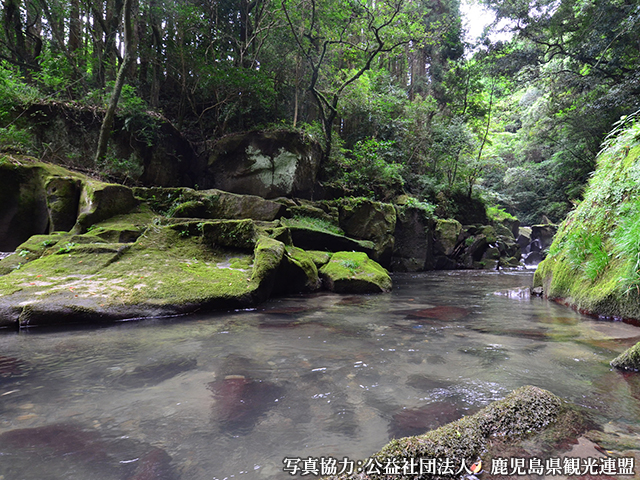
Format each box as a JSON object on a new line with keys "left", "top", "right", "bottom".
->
{"left": 94, "top": 0, "right": 133, "bottom": 166}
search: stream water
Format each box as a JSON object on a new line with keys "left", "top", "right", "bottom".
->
{"left": 1, "top": 270, "right": 640, "bottom": 480}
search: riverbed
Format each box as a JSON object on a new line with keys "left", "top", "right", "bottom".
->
{"left": 1, "top": 270, "right": 639, "bottom": 479}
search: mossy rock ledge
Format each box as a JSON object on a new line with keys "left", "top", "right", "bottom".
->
{"left": 323, "top": 386, "right": 578, "bottom": 480}
{"left": 0, "top": 156, "right": 393, "bottom": 328}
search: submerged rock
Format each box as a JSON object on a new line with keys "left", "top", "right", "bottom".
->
{"left": 208, "top": 375, "right": 284, "bottom": 434}
{"left": 398, "top": 305, "right": 469, "bottom": 322}
{"left": 0, "top": 423, "right": 177, "bottom": 480}
{"left": 0, "top": 355, "right": 30, "bottom": 383}
{"left": 129, "top": 447, "right": 178, "bottom": 480}
{"left": 117, "top": 357, "right": 197, "bottom": 388}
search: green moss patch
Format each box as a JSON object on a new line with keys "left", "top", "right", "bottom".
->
{"left": 306, "top": 250, "right": 332, "bottom": 268}
{"left": 0, "top": 225, "right": 279, "bottom": 327}
{"left": 434, "top": 219, "right": 462, "bottom": 256}
{"left": 534, "top": 116, "right": 640, "bottom": 320}
{"left": 278, "top": 246, "right": 321, "bottom": 293}
{"left": 319, "top": 251, "right": 392, "bottom": 293}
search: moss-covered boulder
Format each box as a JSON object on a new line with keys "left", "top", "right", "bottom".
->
{"left": 206, "top": 129, "right": 322, "bottom": 199}
{"left": 533, "top": 115, "right": 640, "bottom": 321}
{"left": 287, "top": 226, "right": 376, "bottom": 257}
{"left": 74, "top": 180, "right": 139, "bottom": 233}
{"left": 250, "top": 236, "right": 286, "bottom": 302}
{"left": 306, "top": 250, "right": 332, "bottom": 268}
{"left": 336, "top": 198, "right": 396, "bottom": 267}
{"left": 170, "top": 188, "right": 286, "bottom": 221}
{"left": 276, "top": 246, "right": 322, "bottom": 294}
{"left": 322, "top": 386, "right": 569, "bottom": 480}
{"left": 0, "top": 157, "right": 57, "bottom": 250}
{"left": 45, "top": 176, "right": 82, "bottom": 232}
{"left": 433, "top": 219, "right": 462, "bottom": 257}
{"left": 611, "top": 342, "right": 640, "bottom": 371}
{"left": 319, "top": 251, "right": 392, "bottom": 293}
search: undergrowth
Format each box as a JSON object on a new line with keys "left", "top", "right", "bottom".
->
{"left": 537, "top": 110, "right": 640, "bottom": 310}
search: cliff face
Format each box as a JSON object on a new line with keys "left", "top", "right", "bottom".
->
{"left": 534, "top": 112, "right": 640, "bottom": 320}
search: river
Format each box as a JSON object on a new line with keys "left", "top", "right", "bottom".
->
{"left": 1, "top": 270, "right": 639, "bottom": 479}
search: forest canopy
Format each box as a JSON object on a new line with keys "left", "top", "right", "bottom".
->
{"left": 1, "top": 0, "right": 639, "bottom": 224}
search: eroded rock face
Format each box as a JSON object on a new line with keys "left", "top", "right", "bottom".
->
{"left": 207, "top": 130, "right": 322, "bottom": 199}
{"left": 390, "top": 205, "right": 433, "bottom": 272}
{"left": 0, "top": 161, "right": 49, "bottom": 251}
{"left": 433, "top": 219, "right": 462, "bottom": 258}
{"left": 170, "top": 189, "right": 286, "bottom": 222}
{"left": 337, "top": 198, "right": 396, "bottom": 267}
{"left": 45, "top": 176, "right": 82, "bottom": 232}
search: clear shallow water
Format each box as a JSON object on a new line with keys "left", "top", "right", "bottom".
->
{"left": 1, "top": 270, "right": 640, "bottom": 479}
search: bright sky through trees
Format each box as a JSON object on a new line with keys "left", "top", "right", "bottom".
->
{"left": 460, "top": 0, "right": 512, "bottom": 43}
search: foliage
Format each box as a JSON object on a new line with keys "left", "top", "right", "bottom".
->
{"left": 0, "top": 124, "right": 34, "bottom": 154}
{"left": 536, "top": 112, "right": 640, "bottom": 314}
{"left": 475, "top": 0, "right": 640, "bottom": 222}
{"left": 487, "top": 205, "right": 516, "bottom": 223}
{"left": 0, "top": 0, "right": 636, "bottom": 226}
{"left": 326, "top": 137, "right": 405, "bottom": 200}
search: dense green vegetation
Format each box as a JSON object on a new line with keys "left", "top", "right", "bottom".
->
{"left": 1, "top": 0, "right": 638, "bottom": 222}
{"left": 534, "top": 111, "right": 640, "bottom": 319}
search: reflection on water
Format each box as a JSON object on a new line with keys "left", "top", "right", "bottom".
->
{"left": 1, "top": 270, "right": 640, "bottom": 479}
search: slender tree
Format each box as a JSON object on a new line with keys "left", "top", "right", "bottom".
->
{"left": 94, "top": 0, "right": 134, "bottom": 166}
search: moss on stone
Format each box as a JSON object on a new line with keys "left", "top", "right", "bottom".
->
{"left": 266, "top": 226, "right": 293, "bottom": 245}
{"left": 434, "top": 219, "right": 462, "bottom": 256}
{"left": 279, "top": 246, "right": 321, "bottom": 293}
{"left": 611, "top": 341, "right": 640, "bottom": 371}
{"left": 306, "top": 250, "right": 332, "bottom": 268}
{"left": 319, "top": 251, "right": 392, "bottom": 293}
{"left": 335, "top": 197, "right": 396, "bottom": 266}
{"left": 249, "top": 236, "right": 285, "bottom": 301}
{"left": 323, "top": 386, "right": 566, "bottom": 480}
{"left": 74, "top": 180, "right": 139, "bottom": 233}
{"left": 45, "top": 176, "right": 82, "bottom": 232}
{"left": 0, "top": 224, "right": 271, "bottom": 327}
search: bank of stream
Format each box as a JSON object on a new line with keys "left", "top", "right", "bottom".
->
{"left": 1, "top": 270, "right": 639, "bottom": 479}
